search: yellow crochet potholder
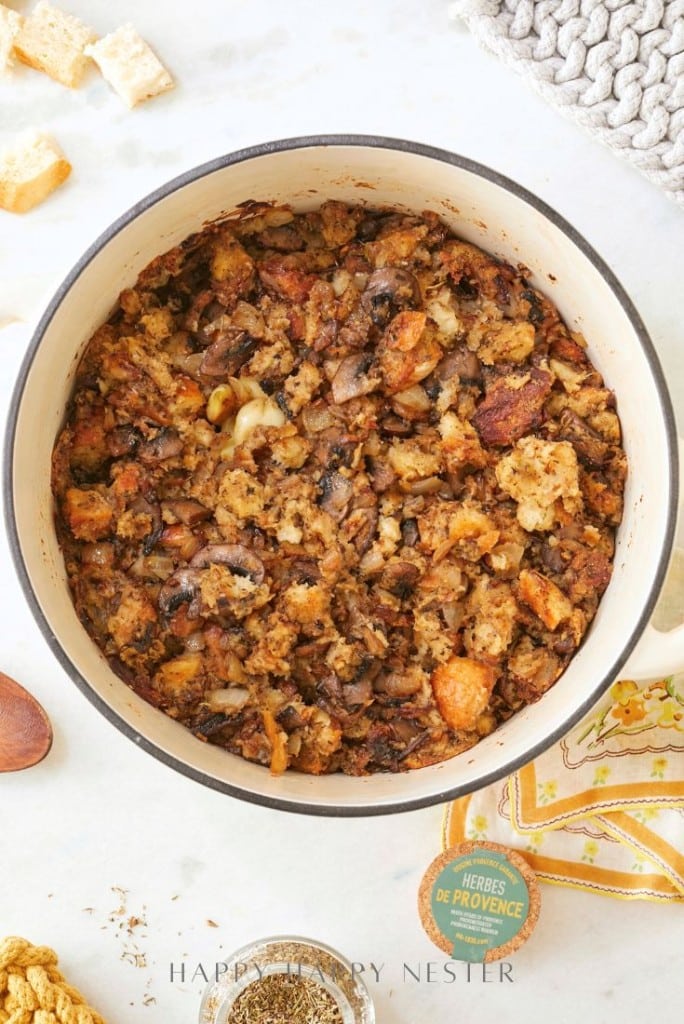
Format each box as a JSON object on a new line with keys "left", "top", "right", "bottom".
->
{"left": 0, "top": 936, "right": 105, "bottom": 1024}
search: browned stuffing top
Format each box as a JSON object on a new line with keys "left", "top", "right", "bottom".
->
{"left": 51, "top": 201, "right": 626, "bottom": 775}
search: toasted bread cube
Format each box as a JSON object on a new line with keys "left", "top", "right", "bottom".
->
{"left": 0, "top": 4, "right": 23, "bottom": 74}
{"left": 14, "top": 1, "right": 96, "bottom": 88}
{"left": 431, "top": 656, "right": 497, "bottom": 732}
{"left": 477, "top": 321, "right": 535, "bottom": 366}
{"left": 0, "top": 131, "right": 71, "bottom": 213}
{"left": 438, "top": 411, "right": 487, "bottom": 469}
{"left": 518, "top": 569, "right": 573, "bottom": 631}
{"left": 63, "top": 487, "right": 113, "bottom": 541}
{"left": 153, "top": 653, "right": 203, "bottom": 706}
{"left": 85, "top": 24, "right": 174, "bottom": 108}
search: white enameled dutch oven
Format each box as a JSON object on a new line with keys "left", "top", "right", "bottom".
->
{"left": 5, "top": 136, "right": 683, "bottom": 815}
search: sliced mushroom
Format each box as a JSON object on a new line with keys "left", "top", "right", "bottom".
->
{"left": 162, "top": 499, "right": 211, "bottom": 526}
{"left": 318, "top": 470, "right": 354, "bottom": 521}
{"left": 360, "top": 268, "right": 421, "bottom": 326}
{"left": 108, "top": 424, "right": 140, "bottom": 457}
{"left": 374, "top": 670, "right": 423, "bottom": 699}
{"left": 400, "top": 517, "right": 419, "bottom": 547}
{"left": 435, "top": 345, "right": 482, "bottom": 383}
{"left": 540, "top": 541, "right": 566, "bottom": 574}
{"left": 379, "top": 414, "right": 413, "bottom": 437}
{"left": 366, "top": 456, "right": 397, "bottom": 494}
{"left": 379, "top": 561, "right": 421, "bottom": 599}
{"left": 171, "top": 351, "right": 205, "bottom": 381}
{"left": 558, "top": 409, "right": 610, "bottom": 468}
{"left": 342, "top": 677, "right": 374, "bottom": 708}
{"left": 184, "top": 289, "right": 219, "bottom": 335}
{"left": 190, "top": 543, "right": 265, "bottom": 584}
{"left": 202, "top": 300, "right": 228, "bottom": 324}
{"left": 138, "top": 428, "right": 183, "bottom": 464}
{"left": 158, "top": 567, "right": 203, "bottom": 618}
{"left": 276, "top": 705, "right": 306, "bottom": 731}
{"left": 397, "top": 729, "right": 430, "bottom": 762}
{"left": 331, "top": 352, "right": 380, "bottom": 405}
{"left": 348, "top": 505, "right": 379, "bottom": 555}
{"left": 200, "top": 329, "right": 259, "bottom": 378}
{"left": 285, "top": 557, "right": 321, "bottom": 586}
{"left": 194, "top": 713, "right": 229, "bottom": 737}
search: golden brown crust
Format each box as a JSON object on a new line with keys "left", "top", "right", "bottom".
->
{"left": 51, "top": 201, "right": 626, "bottom": 776}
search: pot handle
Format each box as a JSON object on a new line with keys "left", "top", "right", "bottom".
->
{"left": 622, "top": 620, "right": 684, "bottom": 681}
{"left": 621, "top": 441, "right": 683, "bottom": 681}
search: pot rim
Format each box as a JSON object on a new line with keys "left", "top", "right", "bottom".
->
{"left": 3, "top": 134, "right": 679, "bottom": 816}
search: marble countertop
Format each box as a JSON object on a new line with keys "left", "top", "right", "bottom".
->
{"left": 1, "top": 2, "right": 683, "bottom": 1021}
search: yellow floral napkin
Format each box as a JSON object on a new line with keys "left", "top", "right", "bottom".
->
{"left": 444, "top": 672, "right": 684, "bottom": 901}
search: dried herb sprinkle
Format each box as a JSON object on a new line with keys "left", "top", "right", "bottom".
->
{"left": 226, "top": 973, "right": 343, "bottom": 1024}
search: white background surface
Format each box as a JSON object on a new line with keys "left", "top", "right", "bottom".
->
{"left": 1, "top": 2, "right": 684, "bottom": 1022}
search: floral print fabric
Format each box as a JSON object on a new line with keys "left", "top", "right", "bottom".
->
{"left": 444, "top": 672, "right": 684, "bottom": 900}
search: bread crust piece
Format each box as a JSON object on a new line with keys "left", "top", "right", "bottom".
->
{"left": 14, "top": 0, "right": 96, "bottom": 88}
{"left": 85, "top": 23, "right": 174, "bottom": 108}
{"left": 0, "top": 131, "right": 71, "bottom": 213}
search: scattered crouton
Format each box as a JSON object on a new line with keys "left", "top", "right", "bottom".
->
{"left": 85, "top": 23, "right": 174, "bottom": 108}
{"left": 14, "top": 1, "right": 96, "bottom": 88}
{"left": 0, "top": 130, "right": 71, "bottom": 213}
{"left": 0, "top": 4, "right": 23, "bottom": 75}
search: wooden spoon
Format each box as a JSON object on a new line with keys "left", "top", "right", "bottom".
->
{"left": 0, "top": 671, "right": 53, "bottom": 771}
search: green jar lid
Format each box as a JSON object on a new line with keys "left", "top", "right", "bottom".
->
{"left": 418, "top": 841, "right": 541, "bottom": 963}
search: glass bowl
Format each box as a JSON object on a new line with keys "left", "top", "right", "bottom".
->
{"left": 199, "top": 935, "right": 375, "bottom": 1024}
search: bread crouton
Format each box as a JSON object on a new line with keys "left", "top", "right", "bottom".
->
{"left": 0, "top": 131, "right": 71, "bottom": 213}
{"left": 14, "top": 1, "right": 96, "bottom": 88}
{"left": 63, "top": 487, "right": 113, "bottom": 541}
{"left": 475, "top": 320, "right": 536, "bottom": 365}
{"left": 518, "top": 569, "right": 573, "bottom": 631}
{"left": 0, "top": 4, "right": 22, "bottom": 74}
{"left": 431, "top": 656, "right": 496, "bottom": 732}
{"left": 438, "top": 411, "right": 487, "bottom": 470}
{"left": 85, "top": 23, "right": 173, "bottom": 108}
{"left": 496, "top": 436, "right": 581, "bottom": 532}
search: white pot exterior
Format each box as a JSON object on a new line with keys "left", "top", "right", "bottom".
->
{"left": 5, "top": 137, "right": 678, "bottom": 814}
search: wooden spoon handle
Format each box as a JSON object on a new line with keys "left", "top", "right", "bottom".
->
{"left": 0, "top": 671, "right": 53, "bottom": 772}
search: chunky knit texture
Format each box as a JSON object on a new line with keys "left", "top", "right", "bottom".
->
{"left": 0, "top": 937, "right": 105, "bottom": 1024}
{"left": 451, "top": 1, "right": 684, "bottom": 203}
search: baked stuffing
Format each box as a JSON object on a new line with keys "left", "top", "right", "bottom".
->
{"left": 51, "top": 201, "right": 626, "bottom": 775}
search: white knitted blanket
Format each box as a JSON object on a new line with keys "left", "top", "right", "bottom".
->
{"left": 450, "top": 1, "right": 684, "bottom": 204}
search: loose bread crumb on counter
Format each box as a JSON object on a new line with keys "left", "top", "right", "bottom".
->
{"left": 14, "top": 0, "right": 96, "bottom": 88}
{"left": 85, "top": 23, "right": 174, "bottom": 108}
{"left": 0, "top": 130, "right": 71, "bottom": 213}
{"left": 0, "top": 4, "right": 23, "bottom": 74}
